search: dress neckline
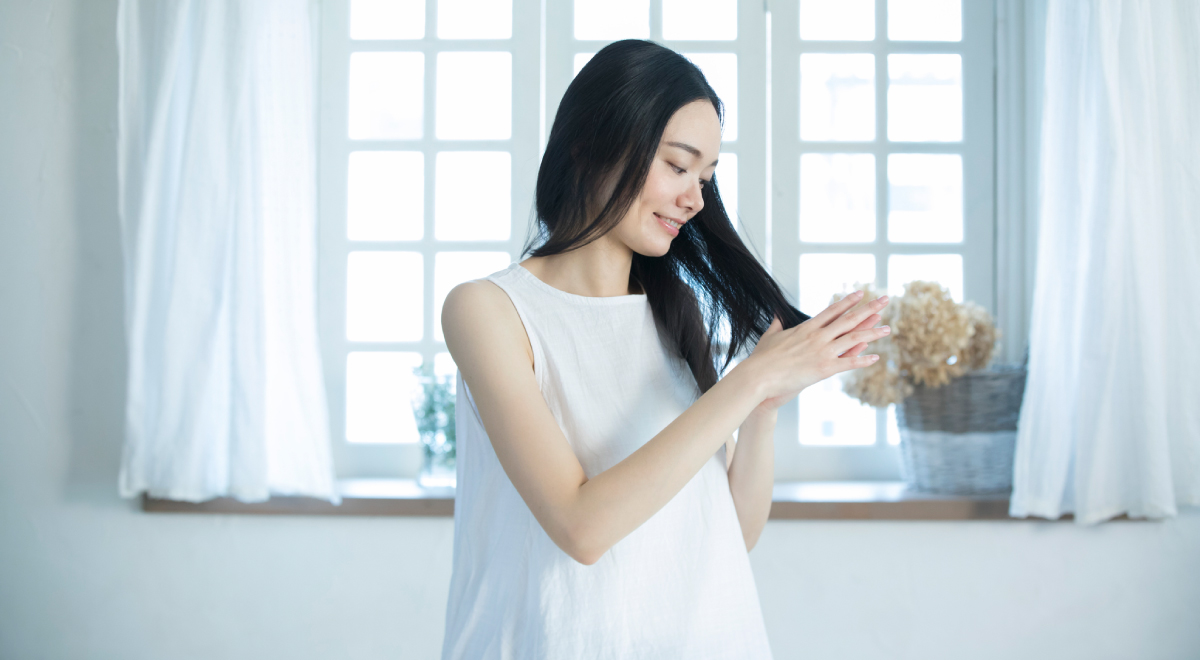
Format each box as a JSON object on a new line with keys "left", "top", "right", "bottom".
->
{"left": 510, "top": 262, "right": 648, "bottom": 305}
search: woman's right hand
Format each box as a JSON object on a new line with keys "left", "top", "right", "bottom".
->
{"left": 739, "top": 291, "right": 891, "bottom": 404}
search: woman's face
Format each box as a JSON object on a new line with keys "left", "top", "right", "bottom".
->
{"left": 609, "top": 99, "right": 723, "bottom": 257}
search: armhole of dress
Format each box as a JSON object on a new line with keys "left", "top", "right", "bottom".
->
{"left": 457, "top": 275, "right": 543, "bottom": 441}
{"left": 458, "top": 371, "right": 486, "bottom": 431}
{"left": 480, "top": 276, "right": 544, "bottom": 388}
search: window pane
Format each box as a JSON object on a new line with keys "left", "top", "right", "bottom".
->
{"left": 799, "top": 377, "right": 877, "bottom": 445}
{"left": 716, "top": 152, "right": 738, "bottom": 225}
{"left": 663, "top": 0, "right": 736, "bottom": 40}
{"left": 800, "top": 54, "right": 874, "bottom": 141}
{"left": 349, "top": 52, "right": 423, "bottom": 140}
{"left": 435, "top": 152, "right": 511, "bottom": 240}
{"left": 798, "top": 253, "right": 875, "bottom": 316}
{"left": 799, "top": 153, "right": 875, "bottom": 243}
{"left": 888, "top": 54, "right": 962, "bottom": 142}
{"left": 345, "top": 352, "right": 423, "bottom": 444}
{"left": 351, "top": 0, "right": 424, "bottom": 40}
{"left": 436, "top": 52, "right": 511, "bottom": 140}
{"left": 575, "top": 0, "right": 649, "bottom": 39}
{"left": 346, "top": 251, "right": 423, "bottom": 341}
{"left": 348, "top": 152, "right": 423, "bottom": 241}
{"left": 800, "top": 0, "right": 874, "bottom": 41}
{"left": 574, "top": 52, "right": 595, "bottom": 77}
{"left": 888, "top": 254, "right": 963, "bottom": 302}
{"left": 434, "top": 351, "right": 458, "bottom": 394}
{"left": 888, "top": 0, "right": 961, "bottom": 41}
{"left": 684, "top": 53, "right": 737, "bottom": 141}
{"left": 888, "top": 153, "right": 962, "bottom": 243}
{"left": 434, "top": 252, "right": 512, "bottom": 341}
{"left": 438, "top": 0, "right": 512, "bottom": 39}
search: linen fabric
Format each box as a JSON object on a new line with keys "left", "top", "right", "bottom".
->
{"left": 116, "top": 0, "right": 338, "bottom": 503}
{"left": 1011, "top": 0, "right": 1200, "bottom": 523}
{"left": 441, "top": 262, "right": 772, "bottom": 659}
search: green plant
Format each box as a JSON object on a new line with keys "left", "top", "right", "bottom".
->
{"left": 412, "top": 364, "right": 456, "bottom": 461}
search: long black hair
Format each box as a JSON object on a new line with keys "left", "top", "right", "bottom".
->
{"left": 523, "top": 39, "right": 810, "bottom": 393}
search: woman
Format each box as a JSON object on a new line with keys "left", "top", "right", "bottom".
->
{"left": 440, "top": 39, "right": 890, "bottom": 658}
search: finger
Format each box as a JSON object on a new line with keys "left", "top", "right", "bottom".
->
{"left": 809, "top": 290, "right": 866, "bottom": 329}
{"left": 848, "top": 354, "right": 881, "bottom": 369}
{"left": 836, "top": 353, "right": 881, "bottom": 372}
{"left": 755, "top": 316, "right": 783, "bottom": 349}
{"left": 829, "top": 295, "right": 889, "bottom": 337}
{"left": 838, "top": 341, "right": 868, "bottom": 358}
{"left": 833, "top": 325, "right": 891, "bottom": 355}
{"left": 836, "top": 313, "right": 881, "bottom": 339}
{"left": 757, "top": 316, "right": 782, "bottom": 342}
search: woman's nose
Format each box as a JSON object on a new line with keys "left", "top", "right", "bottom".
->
{"left": 681, "top": 179, "right": 704, "bottom": 214}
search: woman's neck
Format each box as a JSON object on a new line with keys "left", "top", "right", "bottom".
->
{"left": 521, "top": 238, "right": 642, "bottom": 297}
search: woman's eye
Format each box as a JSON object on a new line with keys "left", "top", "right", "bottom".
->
{"left": 669, "top": 162, "right": 707, "bottom": 189}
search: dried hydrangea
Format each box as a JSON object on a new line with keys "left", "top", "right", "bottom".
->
{"left": 834, "top": 280, "right": 1001, "bottom": 408}
{"left": 831, "top": 283, "right": 909, "bottom": 408}
{"left": 841, "top": 355, "right": 913, "bottom": 409}
{"left": 960, "top": 301, "right": 1001, "bottom": 371}
{"left": 891, "top": 280, "right": 972, "bottom": 388}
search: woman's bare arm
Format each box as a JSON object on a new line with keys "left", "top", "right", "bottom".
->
{"left": 726, "top": 409, "right": 777, "bottom": 552}
{"left": 443, "top": 280, "right": 766, "bottom": 565}
{"left": 723, "top": 296, "right": 889, "bottom": 551}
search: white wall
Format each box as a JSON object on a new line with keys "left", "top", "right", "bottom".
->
{"left": 1, "top": 2, "right": 1197, "bottom": 658}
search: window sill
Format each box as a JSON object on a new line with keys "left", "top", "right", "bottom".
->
{"left": 140, "top": 479, "right": 1099, "bottom": 521}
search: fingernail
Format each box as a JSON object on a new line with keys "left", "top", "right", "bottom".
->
{"left": 881, "top": 326, "right": 891, "bottom": 334}
{"left": 852, "top": 290, "right": 865, "bottom": 298}
{"left": 877, "top": 295, "right": 889, "bottom": 304}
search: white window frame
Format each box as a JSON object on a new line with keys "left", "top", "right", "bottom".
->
{"left": 316, "top": 0, "right": 998, "bottom": 481}
{"left": 317, "top": 0, "right": 539, "bottom": 478}
{"left": 544, "top": 0, "right": 771, "bottom": 261}
{"left": 770, "top": 0, "right": 996, "bottom": 480}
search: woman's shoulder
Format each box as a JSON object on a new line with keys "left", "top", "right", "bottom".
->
{"left": 442, "top": 278, "right": 535, "bottom": 371}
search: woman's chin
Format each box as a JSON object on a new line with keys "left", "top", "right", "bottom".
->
{"left": 629, "top": 240, "right": 670, "bottom": 258}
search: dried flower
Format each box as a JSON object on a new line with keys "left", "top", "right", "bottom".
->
{"left": 830, "top": 283, "right": 907, "bottom": 408}
{"left": 841, "top": 355, "right": 914, "bottom": 409}
{"left": 960, "top": 301, "right": 1001, "bottom": 371}
{"left": 835, "top": 280, "right": 1001, "bottom": 408}
{"left": 891, "top": 281, "right": 971, "bottom": 388}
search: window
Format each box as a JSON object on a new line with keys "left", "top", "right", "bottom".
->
{"left": 770, "top": 0, "right": 994, "bottom": 479}
{"left": 318, "top": 0, "right": 995, "bottom": 480}
{"left": 545, "top": 0, "right": 768, "bottom": 252}
{"left": 317, "top": 0, "right": 539, "bottom": 476}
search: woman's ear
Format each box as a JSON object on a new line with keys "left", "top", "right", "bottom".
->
{"left": 584, "top": 163, "right": 625, "bottom": 219}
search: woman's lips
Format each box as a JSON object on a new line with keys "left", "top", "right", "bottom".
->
{"left": 655, "top": 213, "right": 680, "bottom": 237}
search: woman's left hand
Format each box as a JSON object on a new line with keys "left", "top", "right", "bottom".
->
{"left": 749, "top": 310, "right": 883, "bottom": 415}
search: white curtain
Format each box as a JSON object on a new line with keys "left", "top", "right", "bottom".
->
{"left": 116, "top": 0, "right": 340, "bottom": 504}
{"left": 1011, "top": 0, "right": 1200, "bottom": 523}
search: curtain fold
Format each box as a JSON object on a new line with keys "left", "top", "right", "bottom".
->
{"left": 1011, "top": 0, "right": 1200, "bottom": 523}
{"left": 116, "top": 0, "right": 340, "bottom": 504}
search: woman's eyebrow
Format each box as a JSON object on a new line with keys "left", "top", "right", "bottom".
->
{"left": 666, "top": 141, "right": 719, "bottom": 167}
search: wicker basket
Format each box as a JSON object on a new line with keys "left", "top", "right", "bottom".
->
{"left": 895, "top": 363, "right": 1027, "bottom": 495}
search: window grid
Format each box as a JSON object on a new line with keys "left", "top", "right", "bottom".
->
{"left": 771, "top": 0, "right": 995, "bottom": 480}
{"left": 318, "top": 0, "right": 996, "bottom": 480}
{"left": 545, "top": 0, "right": 770, "bottom": 260}
{"left": 319, "top": 0, "right": 538, "bottom": 477}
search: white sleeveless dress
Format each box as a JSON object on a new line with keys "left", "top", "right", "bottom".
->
{"left": 441, "top": 262, "right": 773, "bottom": 659}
